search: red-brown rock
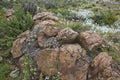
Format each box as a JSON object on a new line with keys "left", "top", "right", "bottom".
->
{"left": 37, "top": 48, "right": 59, "bottom": 75}
{"left": 90, "top": 52, "right": 120, "bottom": 80}
{"left": 79, "top": 30, "right": 103, "bottom": 51}
{"left": 11, "top": 30, "right": 30, "bottom": 58}
{"left": 37, "top": 44, "right": 89, "bottom": 80}
{"left": 56, "top": 28, "right": 79, "bottom": 43}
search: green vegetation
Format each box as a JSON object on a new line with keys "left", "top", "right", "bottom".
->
{"left": 0, "top": 4, "right": 34, "bottom": 80}
{"left": 20, "top": 54, "right": 37, "bottom": 80}
{"left": 0, "top": 6, "right": 34, "bottom": 56}
{"left": 0, "top": 61, "right": 11, "bottom": 80}
{"left": 67, "top": 22, "right": 91, "bottom": 32}
{"left": 92, "top": 11, "right": 118, "bottom": 26}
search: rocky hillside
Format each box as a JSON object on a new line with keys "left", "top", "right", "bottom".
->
{"left": 0, "top": 0, "right": 120, "bottom": 80}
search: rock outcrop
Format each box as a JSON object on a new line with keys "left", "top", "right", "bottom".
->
{"left": 11, "top": 13, "right": 120, "bottom": 80}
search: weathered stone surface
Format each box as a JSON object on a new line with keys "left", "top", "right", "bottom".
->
{"left": 22, "top": 26, "right": 42, "bottom": 57}
{"left": 37, "top": 48, "right": 59, "bottom": 75}
{"left": 90, "top": 52, "right": 120, "bottom": 80}
{"left": 58, "top": 44, "right": 89, "bottom": 80}
{"left": 11, "top": 30, "right": 30, "bottom": 58}
{"left": 41, "top": 26, "right": 61, "bottom": 37}
{"left": 0, "top": 56, "right": 3, "bottom": 62}
{"left": 79, "top": 30, "right": 103, "bottom": 51}
{"left": 56, "top": 28, "right": 79, "bottom": 43}
{"left": 37, "top": 31, "right": 48, "bottom": 48}
{"left": 37, "top": 26, "right": 61, "bottom": 48}
{"left": 37, "top": 44, "right": 90, "bottom": 80}
{"left": 33, "top": 12, "right": 58, "bottom": 21}
{"left": 43, "top": 37, "right": 60, "bottom": 48}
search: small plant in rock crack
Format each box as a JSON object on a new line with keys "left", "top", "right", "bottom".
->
{"left": 39, "top": 73, "right": 44, "bottom": 80}
{"left": 53, "top": 75, "right": 61, "bottom": 80}
{"left": 21, "top": 54, "right": 38, "bottom": 80}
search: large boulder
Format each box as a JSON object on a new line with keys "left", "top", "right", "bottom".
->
{"left": 56, "top": 28, "right": 79, "bottom": 43}
{"left": 11, "top": 30, "right": 30, "bottom": 58}
{"left": 79, "top": 30, "right": 103, "bottom": 51}
{"left": 37, "top": 44, "right": 90, "bottom": 80}
{"left": 37, "top": 48, "right": 59, "bottom": 75}
{"left": 90, "top": 52, "right": 120, "bottom": 80}
{"left": 58, "top": 44, "right": 90, "bottom": 80}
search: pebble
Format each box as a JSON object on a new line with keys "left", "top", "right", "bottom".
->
{"left": 0, "top": 56, "right": 3, "bottom": 62}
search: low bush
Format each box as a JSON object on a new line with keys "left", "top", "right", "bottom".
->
{"left": 0, "top": 6, "right": 34, "bottom": 56}
{"left": 0, "top": 61, "right": 11, "bottom": 80}
{"left": 92, "top": 11, "right": 118, "bottom": 26}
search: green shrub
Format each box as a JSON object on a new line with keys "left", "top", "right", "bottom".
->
{"left": 20, "top": 54, "right": 37, "bottom": 80}
{"left": 68, "top": 22, "right": 91, "bottom": 32}
{"left": 92, "top": 11, "right": 118, "bottom": 26}
{"left": 0, "top": 61, "right": 11, "bottom": 80}
{"left": 0, "top": 6, "right": 34, "bottom": 56}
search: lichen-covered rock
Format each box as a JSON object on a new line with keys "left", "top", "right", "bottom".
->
{"left": 22, "top": 26, "right": 43, "bottom": 57}
{"left": 79, "top": 30, "right": 103, "bottom": 51}
{"left": 37, "top": 26, "right": 61, "bottom": 48}
{"left": 43, "top": 37, "right": 60, "bottom": 48}
{"left": 11, "top": 30, "right": 30, "bottom": 58}
{"left": 56, "top": 28, "right": 79, "bottom": 43}
{"left": 37, "top": 44, "right": 90, "bottom": 80}
{"left": 90, "top": 52, "right": 120, "bottom": 80}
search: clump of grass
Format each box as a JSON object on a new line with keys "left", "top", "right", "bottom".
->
{"left": 92, "top": 11, "right": 118, "bottom": 26}
{"left": 67, "top": 22, "right": 91, "bottom": 32}
{"left": 20, "top": 54, "right": 38, "bottom": 80}
{"left": 0, "top": 61, "right": 11, "bottom": 80}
